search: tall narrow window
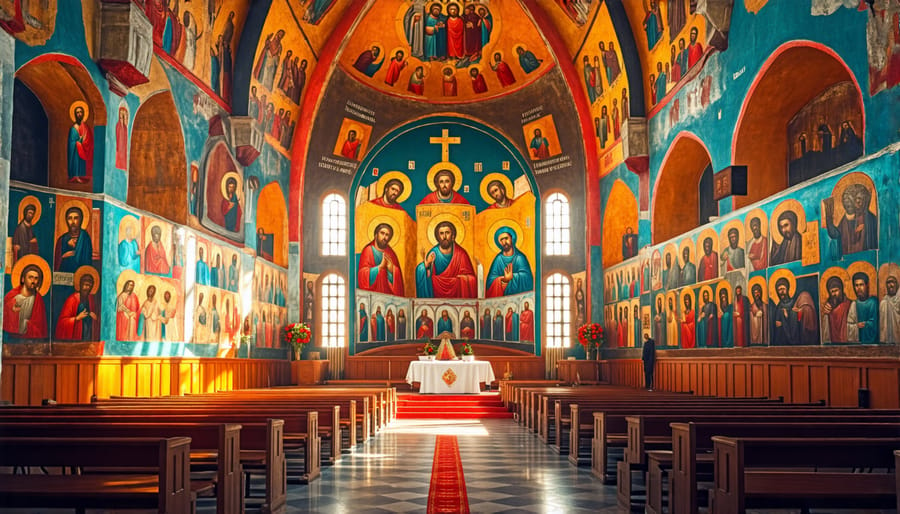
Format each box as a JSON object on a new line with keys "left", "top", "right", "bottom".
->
{"left": 545, "top": 193, "right": 570, "bottom": 255}
{"left": 320, "top": 274, "right": 346, "bottom": 347}
{"left": 545, "top": 273, "right": 571, "bottom": 348}
{"left": 321, "top": 193, "right": 347, "bottom": 256}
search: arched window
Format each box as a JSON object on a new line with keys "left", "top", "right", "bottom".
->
{"left": 320, "top": 274, "right": 346, "bottom": 347}
{"left": 545, "top": 193, "right": 570, "bottom": 255}
{"left": 321, "top": 193, "right": 347, "bottom": 256}
{"left": 545, "top": 273, "right": 571, "bottom": 348}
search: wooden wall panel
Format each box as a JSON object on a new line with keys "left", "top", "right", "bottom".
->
{"left": 597, "top": 357, "right": 898, "bottom": 407}
{"left": 0, "top": 357, "right": 291, "bottom": 405}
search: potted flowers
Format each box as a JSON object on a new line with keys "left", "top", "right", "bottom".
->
{"left": 577, "top": 323, "right": 604, "bottom": 360}
{"left": 284, "top": 322, "right": 311, "bottom": 360}
{"left": 459, "top": 342, "right": 474, "bottom": 361}
{"left": 420, "top": 341, "right": 437, "bottom": 360}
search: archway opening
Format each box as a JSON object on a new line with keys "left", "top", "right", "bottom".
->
{"left": 652, "top": 133, "right": 712, "bottom": 244}
{"left": 733, "top": 43, "right": 862, "bottom": 209}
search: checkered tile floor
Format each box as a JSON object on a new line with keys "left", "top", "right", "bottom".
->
{"left": 261, "top": 417, "right": 619, "bottom": 513}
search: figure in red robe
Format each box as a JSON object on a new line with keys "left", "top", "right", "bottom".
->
{"left": 341, "top": 130, "right": 361, "bottom": 160}
{"left": 384, "top": 50, "right": 407, "bottom": 86}
{"left": 415, "top": 221, "right": 477, "bottom": 298}
{"left": 144, "top": 226, "right": 171, "bottom": 275}
{"left": 470, "top": 67, "right": 488, "bottom": 93}
{"left": 115, "top": 279, "right": 140, "bottom": 342}
{"left": 417, "top": 169, "right": 470, "bottom": 204}
{"left": 680, "top": 295, "right": 696, "bottom": 348}
{"left": 697, "top": 237, "right": 718, "bottom": 282}
{"left": 519, "top": 302, "right": 535, "bottom": 342}
{"left": 445, "top": 3, "right": 465, "bottom": 59}
{"left": 357, "top": 223, "right": 405, "bottom": 296}
{"left": 115, "top": 106, "right": 128, "bottom": 170}
{"left": 416, "top": 310, "right": 434, "bottom": 338}
{"left": 56, "top": 273, "right": 99, "bottom": 341}
{"left": 3, "top": 264, "right": 48, "bottom": 339}
{"left": 490, "top": 53, "right": 516, "bottom": 86}
{"left": 687, "top": 27, "right": 704, "bottom": 69}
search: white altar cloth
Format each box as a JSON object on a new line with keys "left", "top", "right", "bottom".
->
{"left": 405, "top": 361, "right": 496, "bottom": 394}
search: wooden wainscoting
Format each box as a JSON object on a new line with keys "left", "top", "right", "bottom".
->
{"left": 601, "top": 355, "right": 900, "bottom": 408}
{"left": 0, "top": 357, "right": 292, "bottom": 405}
{"left": 346, "top": 343, "right": 546, "bottom": 381}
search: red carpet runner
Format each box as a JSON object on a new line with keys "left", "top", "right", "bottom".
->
{"left": 427, "top": 435, "right": 470, "bottom": 513}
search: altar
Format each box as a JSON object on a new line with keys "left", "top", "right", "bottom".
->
{"left": 405, "top": 360, "right": 496, "bottom": 394}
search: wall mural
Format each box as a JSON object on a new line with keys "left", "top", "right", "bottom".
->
{"left": 251, "top": 258, "right": 287, "bottom": 349}
{"left": 340, "top": 0, "right": 553, "bottom": 102}
{"left": 605, "top": 157, "right": 898, "bottom": 347}
{"left": 351, "top": 119, "right": 538, "bottom": 351}
{"left": 0, "top": 0, "right": 56, "bottom": 45}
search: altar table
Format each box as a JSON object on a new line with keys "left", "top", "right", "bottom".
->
{"left": 405, "top": 361, "right": 496, "bottom": 394}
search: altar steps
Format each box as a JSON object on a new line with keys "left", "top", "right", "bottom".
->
{"left": 396, "top": 392, "right": 513, "bottom": 419}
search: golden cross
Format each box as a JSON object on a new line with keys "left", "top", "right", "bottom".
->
{"left": 429, "top": 129, "right": 461, "bottom": 162}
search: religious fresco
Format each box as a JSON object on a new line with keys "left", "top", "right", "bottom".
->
{"left": 251, "top": 258, "right": 287, "bottom": 349}
{"left": 602, "top": 179, "right": 639, "bottom": 268}
{"left": 620, "top": 0, "right": 707, "bottom": 114}
{"left": 340, "top": 0, "right": 553, "bottom": 103}
{"left": 350, "top": 118, "right": 537, "bottom": 349}
{"left": 603, "top": 151, "right": 898, "bottom": 347}
{"left": 0, "top": 0, "right": 56, "bottom": 45}
{"left": 144, "top": 0, "right": 249, "bottom": 105}
{"left": 788, "top": 82, "right": 864, "bottom": 185}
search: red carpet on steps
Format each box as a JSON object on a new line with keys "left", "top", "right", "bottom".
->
{"left": 397, "top": 392, "right": 513, "bottom": 419}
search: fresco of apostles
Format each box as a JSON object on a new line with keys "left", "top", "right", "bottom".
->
{"left": 604, "top": 169, "right": 895, "bottom": 347}
{"left": 252, "top": 260, "right": 288, "bottom": 348}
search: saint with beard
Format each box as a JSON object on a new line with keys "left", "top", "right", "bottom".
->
{"left": 880, "top": 276, "right": 900, "bottom": 343}
{"left": 12, "top": 203, "right": 39, "bottom": 261}
{"left": 358, "top": 223, "right": 405, "bottom": 296}
{"left": 821, "top": 275, "right": 851, "bottom": 343}
{"left": 3, "top": 264, "right": 48, "bottom": 338}
{"left": 415, "top": 221, "right": 477, "bottom": 298}
{"left": 770, "top": 211, "right": 803, "bottom": 265}
{"left": 847, "top": 272, "right": 878, "bottom": 343}
{"left": 485, "top": 227, "right": 533, "bottom": 297}
{"left": 697, "top": 289, "right": 718, "bottom": 347}
{"left": 749, "top": 283, "right": 767, "bottom": 344}
{"left": 56, "top": 271, "right": 99, "bottom": 341}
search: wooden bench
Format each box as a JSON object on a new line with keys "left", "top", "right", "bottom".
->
{"left": 0, "top": 436, "right": 197, "bottom": 513}
{"left": 710, "top": 436, "right": 900, "bottom": 513}
{"left": 0, "top": 421, "right": 242, "bottom": 514}
{"left": 663, "top": 420, "right": 900, "bottom": 514}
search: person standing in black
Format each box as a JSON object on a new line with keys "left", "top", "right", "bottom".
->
{"left": 642, "top": 334, "right": 656, "bottom": 391}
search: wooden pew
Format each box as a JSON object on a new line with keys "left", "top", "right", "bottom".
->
{"left": 0, "top": 436, "right": 196, "bottom": 513}
{"left": 709, "top": 436, "right": 900, "bottom": 513}
{"left": 663, "top": 420, "right": 900, "bottom": 514}
{"left": 0, "top": 422, "right": 242, "bottom": 514}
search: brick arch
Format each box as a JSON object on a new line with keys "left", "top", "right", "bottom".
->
{"left": 732, "top": 41, "right": 862, "bottom": 209}
{"left": 128, "top": 91, "right": 188, "bottom": 224}
{"left": 651, "top": 132, "right": 712, "bottom": 244}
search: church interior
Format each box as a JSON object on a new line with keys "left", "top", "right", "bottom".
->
{"left": 1, "top": 0, "right": 899, "bottom": 512}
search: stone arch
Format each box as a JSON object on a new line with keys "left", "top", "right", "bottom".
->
{"left": 128, "top": 91, "right": 188, "bottom": 224}
{"left": 602, "top": 179, "right": 639, "bottom": 268}
{"left": 13, "top": 54, "right": 106, "bottom": 191}
{"left": 651, "top": 132, "right": 712, "bottom": 244}
{"left": 732, "top": 42, "right": 863, "bottom": 209}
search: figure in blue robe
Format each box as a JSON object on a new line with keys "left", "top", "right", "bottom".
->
{"left": 118, "top": 236, "right": 140, "bottom": 274}
{"left": 196, "top": 255, "right": 210, "bottom": 286}
{"left": 55, "top": 225, "right": 93, "bottom": 273}
{"left": 437, "top": 313, "right": 453, "bottom": 336}
{"left": 358, "top": 305, "right": 368, "bottom": 342}
{"left": 506, "top": 309, "right": 519, "bottom": 341}
{"left": 644, "top": 6, "right": 662, "bottom": 50}
{"left": 228, "top": 262, "right": 239, "bottom": 292}
{"left": 485, "top": 227, "right": 533, "bottom": 297}
{"left": 848, "top": 274, "right": 878, "bottom": 343}
{"left": 304, "top": 0, "right": 335, "bottom": 25}
{"left": 517, "top": 48, "right": 540, "bottom": 74}
{"left": 373, "top": 308, "right": 385, "bottom": 341}
{"left": 424, "top": 7, "right": 447, "bottom": 60}
{"left": 719, "top": 296, "right": 734, "bottom": 348}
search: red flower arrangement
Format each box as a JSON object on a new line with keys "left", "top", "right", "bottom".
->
{"left": 577, "top": 323, "right": 604, "bottom": 350}
{"left": 284, "top": 322, "right": 312, "bottom": 351}
{"left": 422, "top": 341, "right": 437, "bottom": 355}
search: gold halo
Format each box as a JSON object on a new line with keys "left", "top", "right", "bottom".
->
{"left": 410, "top": 61, "right": 429, "bottom": 78}
{"left": 69, "top": 100, "right": 89, "bottom": 123}
{"left": 490, "top": 49, "right": 505, "bottom": 63}
{"left": 486, "top": 219, "right": 524, "bottom": 254}
{"left": 820, "top": 266, "right": 853, "bottom": 303}
{"left": 468, "top": 64, "right": 483, "bottom": 78}
{"left": 366, "top": 215, "right": 403, "bottom": 244}
{"left": 879, "top": 263, "right": 900, "bottom": 298}
{"left": 441, "top": 65, "right": 455, "bottom": 77}
{"left": 828, "top": 172, "right": 877, "bottom": 227}
{"left": 10, "top": 254, "right": 52, "bottom": 297}
{"left": 387, "top": 46, "right": 407, "bottom": 62}
{"left": 716, "top": 281, "right": 733, "bottom": 314}
{"left": 847, "top": 261, "right": 877, "bottom": 298}
{"left": 679, "top": 288, "right": 695, "bottom": 310}
{"left": 663, "top": 243, "right": 678, "bottom": 268}
{"left": 57, "top": 198, "right": 91, "bottom": 230}
{"left": 698, "top": 284, "right": 714, "bottom": 305}
{"left": 375, "top": 171, "right": 412, "bottom": 203}
{"left": 770, "top": 199, "right": 806, "bottom": 245}
{"left": 479, "top": 173, "right": 514, "bottom": 205}
{"left": 719, "top": 219, "right": 745, "bottom": 250}
{"left": 426, "top": 161, "right": 463, "bottom": 192}
{"left": 221, "top": 171, "right": 243, "bottom": 199}
{"left": 768, "top": 268, "right": 797, "bottom": 301}
{"left": 748, "top": 275, "right": 768, "bottom": 303}
{"left": 116, "top": 269, "right": 140, "bottom": 292}
{"left": 513, "top": 44, "right": 526, "bottom": 55}
{"left": 744, "top": 208, "right": 769, "bottom": 244}
{"left": 666, "top": 291, "right": 679, "bottom": 311}
{"left": 73, "top": 265, "right": 100, "bottom": 295}
{"left": 426, "top": 212, "right": 467, "bottom": 247}
{"left": 678, "top": 237, "right": 695, "bottom": 265}
{"left": 17, "top": 195, "right": 42, "bottom": 225}
{"left": 695, "top": 228, "right": 719, "bottom": 260}
{"left": 655, "top": 292, "right": 666, "bottom": 308}
{"left": 118, "top": 215, "right": 140, "bottom": 242}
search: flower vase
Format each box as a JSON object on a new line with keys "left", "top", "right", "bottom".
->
{"left": 294, "top": 349, "right": 302, "bottom": 361}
